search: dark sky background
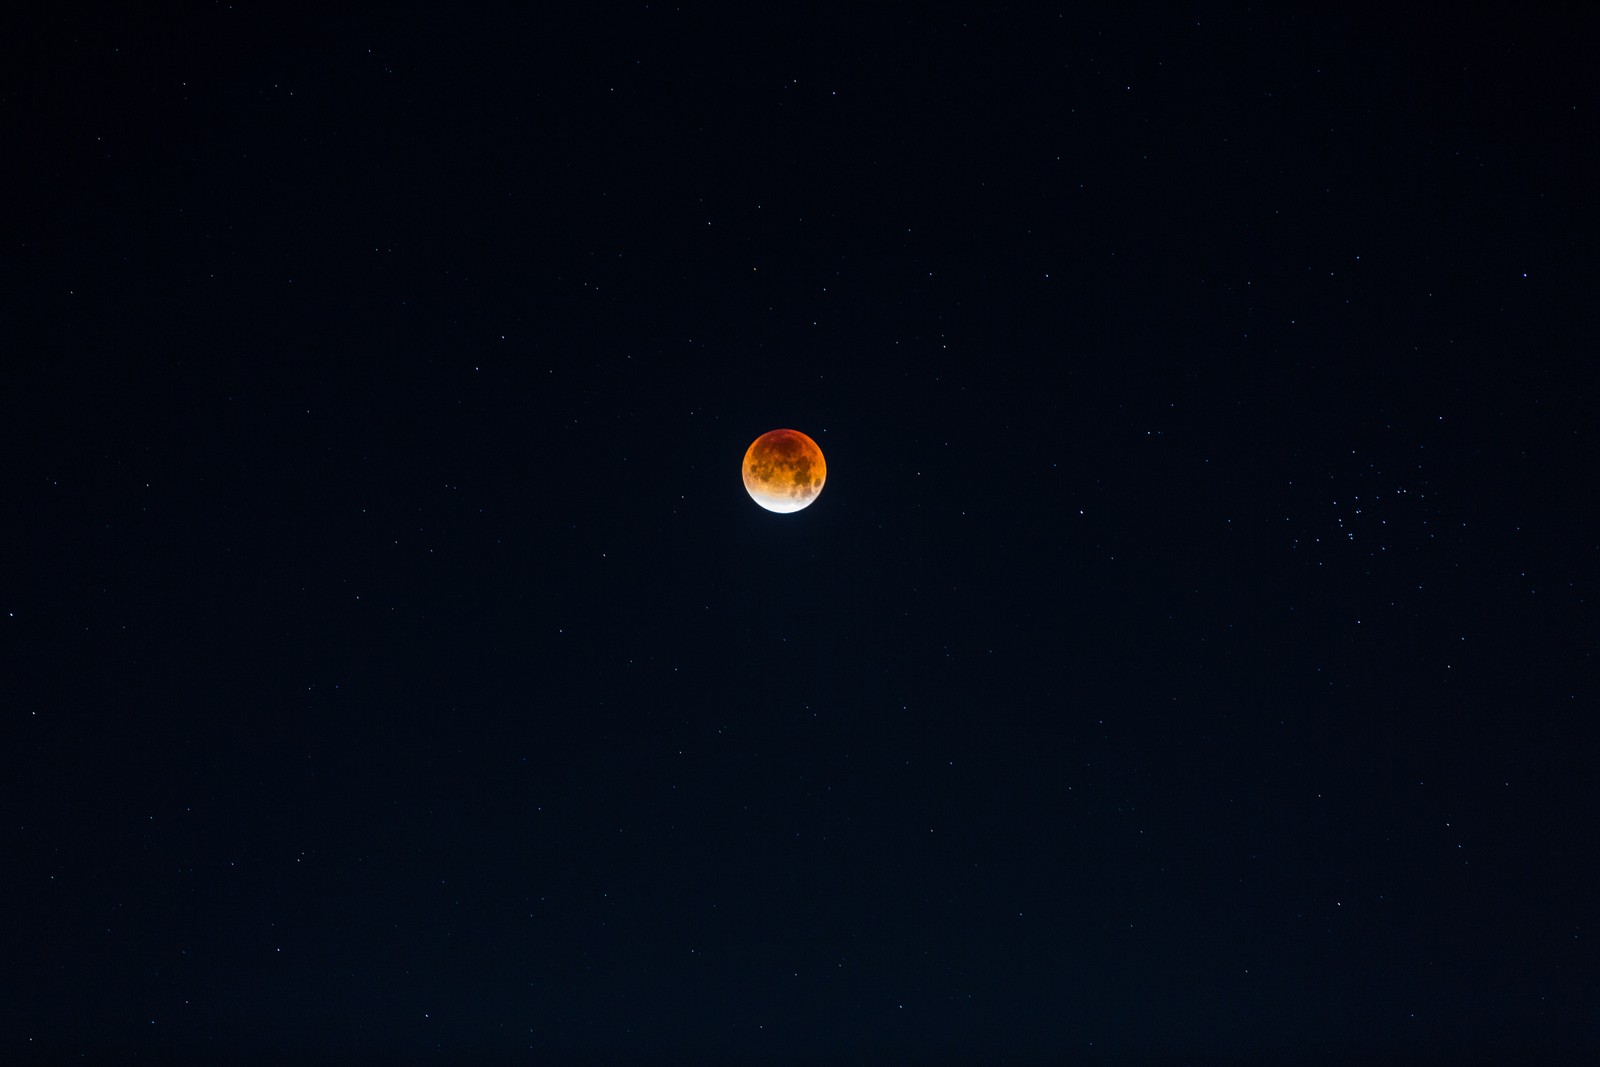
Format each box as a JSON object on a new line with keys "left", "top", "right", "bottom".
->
{"left": 5, "top": 5, "right": 1597, "bottom": 1064}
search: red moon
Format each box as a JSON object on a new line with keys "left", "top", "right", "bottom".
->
{"left": 742, "top": 429, "right": 826, "bottom": 513}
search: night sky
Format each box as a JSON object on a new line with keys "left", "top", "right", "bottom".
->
{"left": 6, "top": 5, "right": 1597, "bottom": 1064}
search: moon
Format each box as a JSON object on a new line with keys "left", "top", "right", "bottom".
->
{"left": 742, "top": 429, "right": 826, "bottom": 513}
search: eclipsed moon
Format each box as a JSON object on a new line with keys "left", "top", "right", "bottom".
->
{"left": 742, "top": 428, "right": 826, "bottom": 514}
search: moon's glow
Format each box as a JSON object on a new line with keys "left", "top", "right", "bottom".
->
{"left": 742, "top": 429, "right": 826, "bottom": 513}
